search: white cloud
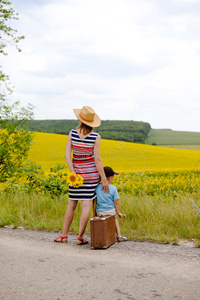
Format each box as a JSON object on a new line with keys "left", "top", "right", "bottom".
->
{"left": 1, "top": 0, "right": 200, "bottom": 132}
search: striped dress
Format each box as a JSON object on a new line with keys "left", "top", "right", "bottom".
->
{"left": 69, "top": 129, "right": 100, "bottom": 200}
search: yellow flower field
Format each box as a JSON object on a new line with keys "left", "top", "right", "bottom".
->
{"left": 113, "top": 169, "right": 200, "bottom": 197}
{"left": 26, "top": 132, "right": 200, "bottom": 198}
{"left": 28, "top": 132, "right": 200, "bottom": 172}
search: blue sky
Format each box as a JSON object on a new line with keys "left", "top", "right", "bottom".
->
{"left": 2, "top": 0, "right": 200, "bottom": 131}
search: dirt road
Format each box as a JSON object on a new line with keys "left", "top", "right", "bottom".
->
{"left": 0, "top": 228, "right": 200, "bottom": 300}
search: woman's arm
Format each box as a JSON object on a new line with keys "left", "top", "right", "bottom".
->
{"left": 65, "top": 132, "right": 75, "bottom": 172}
{"left": 94, "top": 134, "right": 109, "bottom": 193}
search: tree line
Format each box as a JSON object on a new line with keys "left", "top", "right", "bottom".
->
{"left": 27, "top": 119, "right": 151, "bottom": 144}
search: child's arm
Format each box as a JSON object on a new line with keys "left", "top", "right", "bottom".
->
{"left": 93, "top": 199, "right": 97, "bottom": 217}
{"left": 114, "top": 199, "right": 126, "bottom": 218}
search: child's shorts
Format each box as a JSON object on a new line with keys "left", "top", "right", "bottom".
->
{"left": 96, "top": 208, "right": 116, "bottom": 217}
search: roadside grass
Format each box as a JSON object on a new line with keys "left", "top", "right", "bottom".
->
{"left": 1, "top": 191, "right": 200, "bottom": 244}
{"left": 119, "top": 193, "right": 200, "bottom": 244}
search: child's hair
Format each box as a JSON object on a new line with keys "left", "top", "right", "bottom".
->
{"left": 104, "top": 166, "right": 119, "bottom": 178}
{"left": 77, "top": 121, "right": 93, "bottom": 135}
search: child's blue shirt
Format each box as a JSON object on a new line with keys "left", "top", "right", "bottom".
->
{"left": 95, "top": 183, "right": 119, "bottom": 211}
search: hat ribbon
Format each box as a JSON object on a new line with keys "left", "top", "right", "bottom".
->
{"left": 79, "top": 113, "right": 94, "bottom": 122}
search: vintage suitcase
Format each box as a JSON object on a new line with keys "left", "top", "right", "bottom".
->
{"left": 90, "top": 216, "right": 116, "bottom": 249}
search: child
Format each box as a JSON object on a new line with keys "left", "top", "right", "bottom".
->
{"left": 94, "top": 166, "right": 127, "bottom": 242}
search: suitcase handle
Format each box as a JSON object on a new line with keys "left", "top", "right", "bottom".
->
{"left": 90, "top": 217, "right": 106, "bottom": 220}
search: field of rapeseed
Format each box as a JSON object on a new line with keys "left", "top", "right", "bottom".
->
{"left": 28, "top": 132, "right": 200, "bottom": 172}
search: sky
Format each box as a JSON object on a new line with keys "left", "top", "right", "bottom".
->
{"left": 1, "top": 0, "right": 200, "bottom": 131}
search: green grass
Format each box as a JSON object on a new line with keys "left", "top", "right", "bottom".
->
{"left": 1, "top": 191, "right": 200, "bottom": 244}
{"left": 161, "top": 145, "right": 200, "bottom": 151}
{"left": 119, "top": 193, "right": 200, "bottom": 243}
{"left": 146, "top": 129, "right": 200, "bottom": 146}
{"left": 0, "top": 191, "right": 69, "bottom": 231}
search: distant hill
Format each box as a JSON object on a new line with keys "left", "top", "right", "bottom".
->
{"left": 27, "top": 119, "right": 151, "bottom": 144}
{"left": 146, "top": 129, "right": 200, "bottom": 147}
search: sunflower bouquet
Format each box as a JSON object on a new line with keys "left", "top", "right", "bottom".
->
{"left": 67, "top": 172, "right": 84, "bottom": 188}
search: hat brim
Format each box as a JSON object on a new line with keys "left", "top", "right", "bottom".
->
{"left": 73, "top": 109, "right": 101, "bottom": 127}
{"left": 113, "top": 172, "right": 119, "bottom": 176}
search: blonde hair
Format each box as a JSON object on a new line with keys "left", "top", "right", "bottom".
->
{"left": 77, "top": 122, "right": 93, "bottom": 135}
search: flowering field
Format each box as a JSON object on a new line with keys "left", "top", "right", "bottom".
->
{"left": 24, "top": 131, "right": 200, "bottom": 198}
{"left": 28, "top": 132, "right": 200, "bottom": 172}
{"left": 113, "top": 169, "right": 200, "bottom": 197}
{"left": 1, "top": 131, "right": 199, "bottom": 196}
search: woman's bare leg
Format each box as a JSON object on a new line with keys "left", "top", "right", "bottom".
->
{"left": 62, "top": 200, "right": 78, "bottom": 236}
{"left": 54, "top": 200, "right": 78, "bottom": 242}
{"left": 78, "top": 200, "right": 92, "bottom": 239}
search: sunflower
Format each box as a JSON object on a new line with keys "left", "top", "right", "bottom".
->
{"left": 76, "top": 174, "right": 84, "bottom": 185}
{"left": 67, "top": 172, "right": 84, "bottom": 188}
{"left": 67, "top": 172, "right": 77, "bottom": 185}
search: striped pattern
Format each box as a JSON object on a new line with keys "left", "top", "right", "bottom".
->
{"left": 69, "top": 129, "right": 100, "bottom": 200}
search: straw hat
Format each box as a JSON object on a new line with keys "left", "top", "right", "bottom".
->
{"left": 73, "top": 106, "right": 101, "bottom": 127}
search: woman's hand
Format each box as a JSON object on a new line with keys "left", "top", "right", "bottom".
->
{"left": 101, "top": 178, "right": 110, "bottom": 193}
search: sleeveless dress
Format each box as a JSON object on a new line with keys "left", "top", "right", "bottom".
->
{"left": 69, "top": 129, "right": 100, "bottom": 200}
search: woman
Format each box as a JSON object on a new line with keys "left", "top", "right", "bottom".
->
{"left": 54, "top": 106, "right": 109, "bottom": 244}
